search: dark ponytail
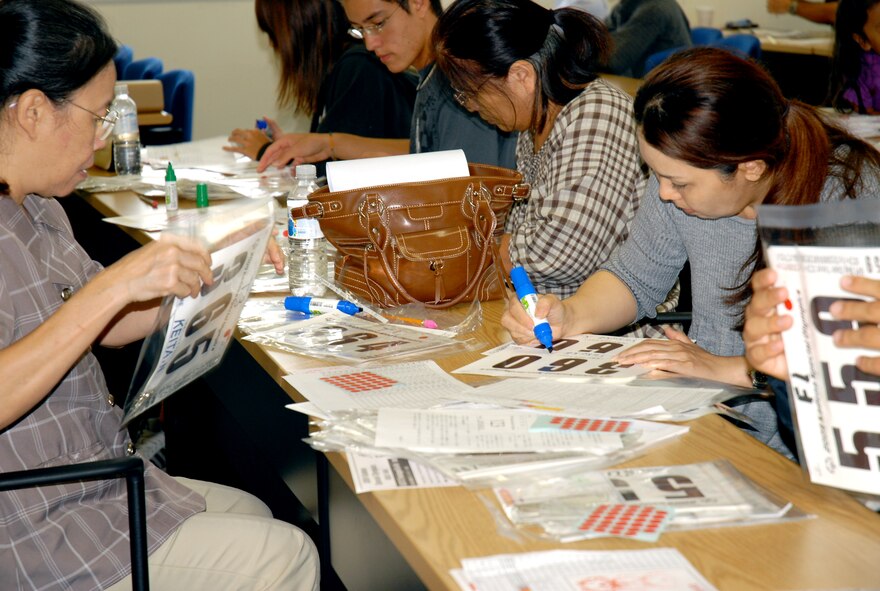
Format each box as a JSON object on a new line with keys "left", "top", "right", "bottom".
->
{"left": 433, "top": 0, "right": 609, "bottom": 134}
{"left": 636, "top": 47, "right": 880, "bottom": 317}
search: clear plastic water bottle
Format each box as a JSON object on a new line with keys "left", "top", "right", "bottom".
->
{"left": 111, "top": 83, "right": 141, "bottom": 175}
{"left": 287, "top": 164, "right": 327, "bottom": 296}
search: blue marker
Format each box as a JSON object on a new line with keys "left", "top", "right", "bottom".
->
{"left": 284, "top": 296, "right": 361, "bottom": 316}
{"left": 256, "top": 118, "right": 273, "bottom": 140}
{"left": 510, "top": 266, "right": 554, "bottom": 352}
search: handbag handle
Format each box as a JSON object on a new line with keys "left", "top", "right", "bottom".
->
{"left": 366, "top": 188, "right": 499, "bottom": 308}
{"left": 289, "top": 177, "right": 530, "bottom": 222}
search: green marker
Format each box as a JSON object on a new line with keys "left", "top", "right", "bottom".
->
{"left": 196, "top": 182, "right": 209, "bottom": 208}
{"left": 164, "top": 161, "right": 178, "bottom": 216}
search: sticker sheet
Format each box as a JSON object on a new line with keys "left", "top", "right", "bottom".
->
{"left": 454, "top": 334, "right": 651, "bottom": 381}
{"left": 283, "top": 360, "right": 474, "bottom": 412}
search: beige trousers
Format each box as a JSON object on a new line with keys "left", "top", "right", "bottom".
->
{"left": 106, "top": 477, "right": 319, "bottom": 591}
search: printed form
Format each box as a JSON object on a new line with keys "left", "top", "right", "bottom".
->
{"left": 451, "top": 548, "right": 718, "bottom": 591}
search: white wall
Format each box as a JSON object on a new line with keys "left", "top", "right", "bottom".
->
{"left": 89, "top": 0, "right": 831, "bottom": 141}
{"left": 90, "top": 0, "right": 310, "bottom": 141}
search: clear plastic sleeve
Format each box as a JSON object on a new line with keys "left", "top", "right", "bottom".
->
{"left": 123, "top": 198, "right": 274, "bottom": 425}
{"left": 757, "top": 199, "right": 880, "bottom": 498}
{"left": 490, "top": 460, "right": 809, "bottom": 542}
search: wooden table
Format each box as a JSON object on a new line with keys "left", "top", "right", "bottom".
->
{"left": 241, "top": 304, "right": 880, "bottom": 591}
{"left": 726, "top": 28, "right": 833, "bottom": 106}
{"left": 752, "top": 31, "right": 834, "bottom": 58}
{"left": 76, "top": 187, "right": 880, "bottom": 591}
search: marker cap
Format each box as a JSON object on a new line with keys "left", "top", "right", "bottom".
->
{"left": 336, "top": 300, "right": 362, "bottom": 316}
{"left": 533, "top": 322, "right": 554, "bottom": 351}
{"left": 195, "top": 183, "right": 209, "bottom": 208}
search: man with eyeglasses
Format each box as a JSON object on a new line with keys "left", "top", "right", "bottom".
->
{"left": 258, "top": 0, "right": 516, "bottom": 171}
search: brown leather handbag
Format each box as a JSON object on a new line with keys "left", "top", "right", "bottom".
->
{"left": 290, "top": 163, "right": 530, "bottom": 309}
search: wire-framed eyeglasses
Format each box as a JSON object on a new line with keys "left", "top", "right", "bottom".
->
{"left": 452, "top": 88, "right": 472, "bottom": 108}
{"left": 66, "top": 100, "right": 119, "bottom": 140}
{"left": 347, "top": 5, "right": 401, "bottom": 39}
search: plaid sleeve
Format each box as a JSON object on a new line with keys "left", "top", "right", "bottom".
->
{"left": 507, "top": 80, "right": 645, "bottom": 298}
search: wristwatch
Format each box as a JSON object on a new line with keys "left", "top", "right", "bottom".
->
{"left": 749, "top": 368, "right": 769, "bottom": 390}
{"left": 789, "top": 0, "right": 799, "bottom": 15}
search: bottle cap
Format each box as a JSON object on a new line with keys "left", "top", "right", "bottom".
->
{"left": 256, "top": 119, "right": 268, "bottom": 131}
{"left": 295, "top": 164, "right": 317, "bottom": 179}
{"left": 165, "top": 161, "right": 176, "bottom": 182}
{"left": 114, "top": 82, "right": 129, "bottom": 96}
{"left": 196, "top": 183, "right": 209, "bottom": 208}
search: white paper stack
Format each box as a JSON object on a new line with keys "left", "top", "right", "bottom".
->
{"left": 325, "top": 149, "right": 469, "bottom": 192}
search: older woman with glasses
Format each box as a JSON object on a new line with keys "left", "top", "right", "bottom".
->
{"left": 0, "top": 1, "right": 318, "bottom": 589}
{"left": 225, "top": 0, "right": 416, "bottom": 176}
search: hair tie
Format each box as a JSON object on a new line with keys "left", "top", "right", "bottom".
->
{"left": 531, "top": 18, "right": 564, "bottom": 60}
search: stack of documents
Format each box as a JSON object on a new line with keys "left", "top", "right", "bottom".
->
{"left": 284, "top": 360, "right": 692, "bottom": 490}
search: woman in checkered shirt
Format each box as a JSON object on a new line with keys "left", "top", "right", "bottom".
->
{"left": 434, "top": 0, "right": 648, "bottom": 304}
{"left": 0, "top": 1, "right": 318, "bottom": 588}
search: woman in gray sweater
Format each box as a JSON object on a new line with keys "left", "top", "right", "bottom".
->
{"left": 502, "top": 47, "right": 880, "bottom": 454}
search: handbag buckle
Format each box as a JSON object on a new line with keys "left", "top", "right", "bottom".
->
{"left": 494, "top": 182, "right": 531, "bottom": 200}
{"left": 358, "top": 194, "right": 386, "bottom": 225}
{"left": 309, "top": 202, "right": 325, "bottom": 218}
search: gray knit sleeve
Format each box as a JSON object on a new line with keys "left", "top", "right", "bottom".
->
{"left": 600, "top": 175, "right": 686, "bottom": 320}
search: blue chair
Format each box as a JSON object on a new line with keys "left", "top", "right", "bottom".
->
{"left": 123, "top": 57, "right": 163, "bottom": 81}
{"left": 643, "top": 46, "right": 686, "bottom": 75}
{"left": 141, "top": 69, "right": 195, "bottom": 145}
{"left": 691, "top": 27, "right": 723, "bottom": 46}
{"left": 714, "top": 34, "right": 762, "bottom": 61}
{"left": 113, "top": 45, "right": 134, "bottom": 80}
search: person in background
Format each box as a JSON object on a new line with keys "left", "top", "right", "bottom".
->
{"left": 0, "top": 1, "right": 318, "bottom": 588}
{"left": 501, "top": 47, "right": 880, "bottom": 457}
{"left": 768, "top": 0, "right": 839, "bottom": 24}
{"left": 744, "top": 269, "right": 880, "bottom": 457}
{"left": 830, "top": 0, "right": 880, "bottom": 113}
{"left": 433, "top": 0, "right": 651, "bottom": 305}
{"left": 257, "top": 0, "right": 517, "bottom": 171}
{"left": 604, "top": 0, "right": 691, "bottom": 78}
{"left": 225, "top": 0, "right": 417, "bottom": 176}
{"left": 556, "top": 0, "right": 609, "bottom": 21}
